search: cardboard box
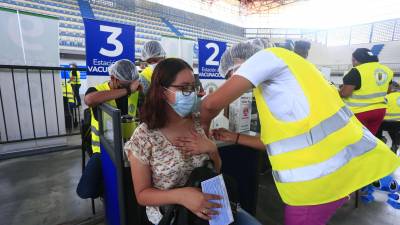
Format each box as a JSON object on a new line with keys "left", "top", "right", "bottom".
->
{"left": 229, "top": 92, "right": 253, "bottom": 133}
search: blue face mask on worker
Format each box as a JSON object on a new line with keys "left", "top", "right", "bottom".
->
{"left": 165, "top": 86, "right": 198, "bottom": 117}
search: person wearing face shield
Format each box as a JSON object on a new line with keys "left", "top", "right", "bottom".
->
{"left": 140, "top": 40, "right": 166, "bottom": 83}
{"left": 175, "top": 42, "right": 400, "bottom": 225}
{"left": 76, "top": 59, "right": 145, "bottom": 199}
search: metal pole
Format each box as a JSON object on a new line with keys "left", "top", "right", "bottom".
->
{"left": 26, "top": 69, "right": 36, "bottom": 139}
{"left": 39, "top": 69, "right": 48, "bottom": 137}
{"left": 52, "top": 70, "right": 60, "bottom": 135}
{"left": 0, "top": 84, "right": 8, "bottom": 142}
{"left": 11, "top": 68, "right": 23, "bottom": 140}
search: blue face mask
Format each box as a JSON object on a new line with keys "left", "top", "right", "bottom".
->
{"left": 165, "top": 88, "right": 197, "bottom": 117}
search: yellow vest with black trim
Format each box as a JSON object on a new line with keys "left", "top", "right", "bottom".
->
{"left": 384, "top": 92, "right": 400, "bottom": 121}
{"left": 62, "top": 82, "right": 75, "bottom": 104}
{"left": 91, "top": 82, "right": 139, "bottom": 153}
{"left": 70, "top": 70, "right": 81, "bottom": 85}
{"left": 140, "top": 66, "right": 153, "bottom": 83}
{"left": 344, "top": 62, "right": 393, "bottom": 114}
{"left": 253, "top": 47, "right": 400, "bottom": 206}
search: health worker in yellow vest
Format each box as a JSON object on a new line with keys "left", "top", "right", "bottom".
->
{"left": 76, "top": 59, "right": 144, "bottom": 199}
{"left": 174, "top": 42, "right": 400, "bottom": 225}
{"left": 62, "top": 80, "right": 75, "bottom": 131}
{"left": 140, "top": 40, "right": 166, "bottom": 83}
{"left": 69, "top": 63, "right": 81, "bottom": 106}
{"left": 340, "top": 48, "right": 393, "bottom": 135}
{"left": 377, "top": 82, "right": 400, "bottom": 154}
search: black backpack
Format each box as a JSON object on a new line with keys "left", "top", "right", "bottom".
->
{"left": 158, "top": 161, "right": 238, "bottom": 225}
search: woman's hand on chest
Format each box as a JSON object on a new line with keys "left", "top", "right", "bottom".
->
{"left": 172, "top": 129, "right": 218, "bottom": 156}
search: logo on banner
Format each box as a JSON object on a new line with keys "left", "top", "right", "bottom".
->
{"left": 198, "top": 39, "right": 227, "bottom": 79}
{"left": 83, "top": 19, "right": 135, "bottom": 75}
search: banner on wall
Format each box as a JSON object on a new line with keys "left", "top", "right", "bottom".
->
{"left": 198, "top": 39, "right": 227, "bottom": 80}
{"left": 83, "top": 18, "right": 135, "bottom": 76}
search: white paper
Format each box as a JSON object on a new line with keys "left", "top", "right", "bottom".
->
{"left": 201, "top": 175, "right": 234, "bottom": 225}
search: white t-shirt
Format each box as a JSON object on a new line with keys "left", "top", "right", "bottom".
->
{"left": 235, "top": 50, "right": 310, "bottom": 122}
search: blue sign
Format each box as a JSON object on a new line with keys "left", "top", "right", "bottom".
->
{"left": 198, "top": 39, "right": 227, "bottom": 79}
{"left": 83, "top": 19, "right": 135, "bottom": 76}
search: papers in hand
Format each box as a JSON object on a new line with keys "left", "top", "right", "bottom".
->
{"left": 201, "top": 175, "right": 234, "bottom": 225}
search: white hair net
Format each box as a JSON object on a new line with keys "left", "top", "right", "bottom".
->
{"left": 141, "top": 41, "right": 166, "bottom": 62}
{"left": 218, "top": 42, "right": 263, "bottom": 78}
{"left": 248, "top": 38, "right": 273, "bottom": 49}
{"left": 108, "top": 59, "right": 139, "bottom": 81}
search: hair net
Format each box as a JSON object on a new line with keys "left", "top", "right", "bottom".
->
{"left": 218, "top": 42, "right": 263, "bottom": 78}
{"left": 294, "top": 40, "right": 311, "bottom": 50}
{"left": 248, "top": 38, "right": 273, "bottom": 49}
{"left": 108, "top": 59, "right": 139, "bottom": 81}
{"left": 141, "top": 41, "right": 166, "bottom": 62}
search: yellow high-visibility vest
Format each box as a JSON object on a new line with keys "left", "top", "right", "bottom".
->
{"left": 384, "top": 92, "right": 400, "bottom": 121}
{"left": 90, "top": 82, "right": 139, "bottom": 153}
{"left": 70, "top": 70, "right": 81, "bottom": 85}
{"left": 62, "top": 82, "right": 75, "bottom": 104}
{"left": 253, "top": 47, "right": 399, "bottom": 206}
{"left": 344, "top": 62, "right": 393, "bottom": 114}
{"left": 140, "top": 66, "right": 153, "bottom": 83}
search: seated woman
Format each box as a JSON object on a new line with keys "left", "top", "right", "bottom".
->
{"left": 124, "top": 58, "right": 261, "bottom": 225}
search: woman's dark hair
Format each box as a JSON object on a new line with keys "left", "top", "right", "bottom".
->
{"left": 141, "top": 58, "right": 193, "bottom": 129}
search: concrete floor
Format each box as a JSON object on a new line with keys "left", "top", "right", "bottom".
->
{"left": 256, "top": 170, "right": 400, "bottom": 225}
{"left": 0, "top": 148, "right": 399, "bottom": 225}
{"left": 0, "top": 150, "right": 103, "bottom": 225}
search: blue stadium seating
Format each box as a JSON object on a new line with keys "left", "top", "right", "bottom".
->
{"left": 0, "top": 0, "right": 245, "bottom": 57}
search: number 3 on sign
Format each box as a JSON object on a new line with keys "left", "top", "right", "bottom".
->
{"left": 99, "top": 25, "right": 123, "bottom": 57}
{"left": 205, "top": 42, "right": 220, "bottom": 66}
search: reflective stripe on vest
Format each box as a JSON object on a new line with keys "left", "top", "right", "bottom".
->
{"left": 91, "top": 126, "right": 100, "bottom": 136}
{"left": 267, "top": 106, "right": 353, "bottom": 156}
{"left": 272, "top": 129, "right": 377, "bottom": 183}
{"left": 350, "top": 92, "right": 387, "bottom": 99}
{"left": 386, "top": 113, "right": 400, "bottom": 116}
{"left": 345, "top": 101, "right": 386, "bottom": 107}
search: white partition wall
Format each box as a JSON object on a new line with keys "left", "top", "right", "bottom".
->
{"left": 0, "top": 8, "right": 65, "bottom": 154}
{"left": 161, "top": 36, "right": 195, "bottom": 67}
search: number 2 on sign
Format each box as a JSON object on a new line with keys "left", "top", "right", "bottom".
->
{"left": 99, "top": 25, "right": 123, "bottom": 57}
{"left": 205, "top": 42, "right": 220, "bottom": 66}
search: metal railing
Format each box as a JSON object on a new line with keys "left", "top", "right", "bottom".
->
{"left": 245, "top": 18, "right": 400, "bottom": 46}
{"left": 0, "top": 65, "right": 86, "bottom": 144}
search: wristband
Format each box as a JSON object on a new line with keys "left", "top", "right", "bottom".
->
{"left": 235, "top": 133, "right": 240, "bottom": 144}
